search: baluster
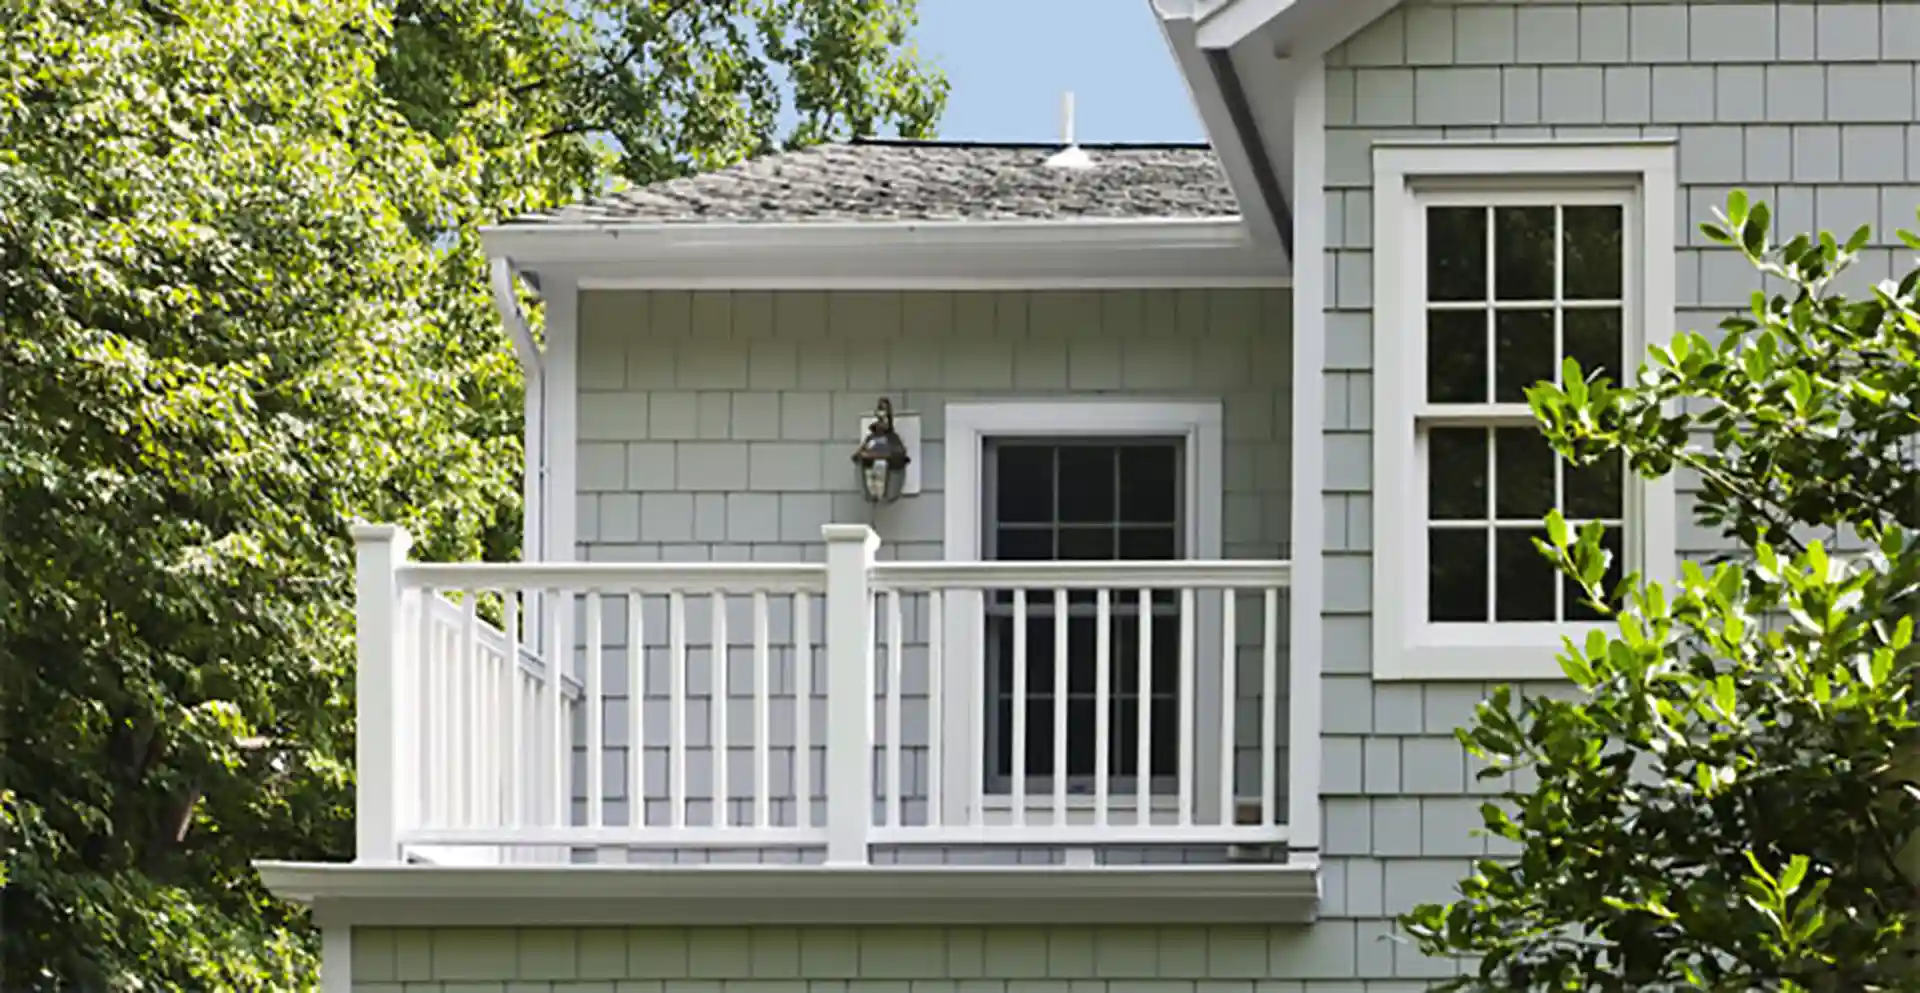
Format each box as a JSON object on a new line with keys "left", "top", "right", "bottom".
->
{"left": 1136, "top": 589, "right": 1153, "bottom": 826}
{"left": 1093, "top": 589, "right": 1111, "bottom": 828}
{"left": 1218, "top": 590, "right": 1237, "bottom": 828}
{"left": 753, "top": 591, "right": 771, "bottom": 830}
{"left": 1261, "top": 587, "right": 1279, "bottom": 828}
{"left": 669, "top": 591, "right": 687, "bottom": 830}
{"left": 885, "top": 590, "right": 903, "bottom": 829}
{"left": 585, "top": 591, "right": 604, "bottom": 829}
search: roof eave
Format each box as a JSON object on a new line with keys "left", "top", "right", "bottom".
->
{"left": 479, "top": 216, "right": 1291, "bottom": 290}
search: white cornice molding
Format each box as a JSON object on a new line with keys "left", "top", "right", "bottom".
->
{"left": 259, "top": 861, "right": 1321, "bottom": 928}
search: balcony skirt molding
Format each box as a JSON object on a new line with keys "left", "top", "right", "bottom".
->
{"left": 256, "top": 860, "right": 1322, "bottom": 928}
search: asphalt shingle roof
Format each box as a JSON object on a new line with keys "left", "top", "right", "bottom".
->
{"left": 507, "top": 140, "right": 1238, "bottom": 225}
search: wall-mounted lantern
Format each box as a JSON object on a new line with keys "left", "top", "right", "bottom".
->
{"left": 852, "top": 397, "right": 912, "bottom": 504}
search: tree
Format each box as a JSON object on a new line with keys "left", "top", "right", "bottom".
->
{"left": 1402, "top": 194, "right": 1920, "bottom": 990}
{"left": 0, "top": 0, "right": 942, "bottom": 988}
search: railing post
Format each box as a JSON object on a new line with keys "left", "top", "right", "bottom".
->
{"left": 822, "top": 524, "right": 879, "bottom": 866}
{"left": 352, "top": 523, "right": 412, "bottom": 863}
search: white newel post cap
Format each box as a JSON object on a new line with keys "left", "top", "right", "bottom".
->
{"left": 820, "top": 523, "right": 880, "bottom": 552}
{"left": 350, "top": 522, "right": 413, "bottom": 552}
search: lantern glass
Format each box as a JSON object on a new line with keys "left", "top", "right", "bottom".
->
{"left": 851, "top": 399, "right": 911, "bottom": 504}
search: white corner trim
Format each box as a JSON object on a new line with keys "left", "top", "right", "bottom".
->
{"left": 320, "top": 926, "right": 351, "bottom": 993}
{"left": 1370, "top": 140, "right": 1679, "bottom": 683}
{"left": 1284, "top": 54, "right": 1325, "bottom": 856}
{"left": 938, "top": 399, "right": 1227, "bottom": 826}
{"left": 544, "top": 279, "right": 580, "bottom": 563}
{"left": 265, "top": 862, "right": 1321, "bottom": 927}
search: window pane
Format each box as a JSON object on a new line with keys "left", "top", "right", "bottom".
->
{"left": 1118, "top": 526, "right": 1176, "bottom": 560}
{"left": 995, "top": 527, "right": 1052, "bottom": 560}
{"left": 1565, "top": 526, "right": 1626, "bottom": 622}
{"left": 1494, "top": 206, "right": 1556, "bottom": 301}
{"left": 1565, "top": 450, "right": 1624, "bottom": 520}
{"left": 1427, "top": 207, "right": 1487, "bottom": 302}
{"left": 1426, "top": 309, "right": 1487, "bottom": 404}
{"left": 1494, "top": 309, "right": 1555, "bottom": 402}
{"left": 1058, "top": 446, "right": 1116, "bottom": 523}
{"left": 1058, "top": 526, "right": 1116, "bottom": 561}
{"left": 993, "top": 445, "right": 1054, "bottom": 524}
{"left": 1564, "top": 307, "right": 1624, "bottom": 386}
{"left": 1118, "top": 445, "right": 1178, "bottom": 522}
{"left": 1429, "top": 428, "right": 1488, "bottom": 521}
{"left": 1429, "top": 528, "right": 1489, "bottom": 622}
{"left": 1494, "top": 527, "right": 1556, "bottom": 621}
{"left": 1563, "top": 205, "right": 1624, "bottom": 300}
{"left": 1494, "top": 427, "right": 1556, "bottom": 521}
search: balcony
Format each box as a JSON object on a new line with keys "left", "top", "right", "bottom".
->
{"left": 337, "top": 523, "right": 1318, "bottom": 923}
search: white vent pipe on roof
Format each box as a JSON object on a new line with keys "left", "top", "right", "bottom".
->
{"left": 1045, "top": 91, "right": 1094, "bottom": 169}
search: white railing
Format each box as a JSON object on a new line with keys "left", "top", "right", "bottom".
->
{"left": 351, "top": 523, "right": 1301, "bottom": 866}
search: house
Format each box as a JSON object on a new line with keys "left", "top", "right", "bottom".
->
{"left": 259, "top": 0, "right": 1920, "bottom": 988}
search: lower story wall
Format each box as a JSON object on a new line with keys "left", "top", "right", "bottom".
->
{"left": 347, "top": 924, "right": 1444, "bottom": 992}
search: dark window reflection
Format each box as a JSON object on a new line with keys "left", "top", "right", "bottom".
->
{"left": 1430, "top": 528, "right": 1489, "bottom": 622}
{"left": 1494, "top": 206, "right": 1556, "bottom": 301}
{"left": 1426, "top": 309, "right": 1487, "bottom": 403}
{"left": 1429, "top": 428, "right": 1488, "bottom": 520}
{"left": 1564, "top": 308, "right": 1624, "bottom": 386}
{"left": 1564, "top": 450, "right": 1624, "bottom": 520}
{"left": 1058, "top": 446, "right": 1116, "bottom": 523}
{"left": 1563, "top": 205, "right": 1624, "bottom": 300}
{"left": 1494, "top": 309, "right": 1555, "bottom": 402}
{"left": 1494, "top": 428, "right": 1555, "bottom": 521}
{"left": 1494, "top": 527, "right": 1556, "bottom": 621}
{"left": 1428, "top": 206, "right": 1488, "bottom": 302}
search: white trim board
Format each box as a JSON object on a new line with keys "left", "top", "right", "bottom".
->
{"left": 1283, "top": 53, "right": 1325, "bottom": 857}
{"left": 938, "top": 400, "right": 1228, "bottom": 828}
{"left": 260, "top": 861, "right": 1321, "bottom": 927}
{"left": 1369, "top": 140, "right": 1679, "bottom": 683}
{"left": 483, "top": 217, "right": 1292, "bottom": 290}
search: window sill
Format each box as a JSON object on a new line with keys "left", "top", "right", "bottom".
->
{"left": 1373, "top": 640, "right": 1588, "bottom": 683}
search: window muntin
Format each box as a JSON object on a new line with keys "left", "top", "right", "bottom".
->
{"left": 982, "top": 439, "right": 1185, "bottom": 795}
{"left": 1417, "top": 197, "right": 1633, "bottom": 627}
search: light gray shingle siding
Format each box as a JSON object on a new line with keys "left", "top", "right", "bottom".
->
{"left": 1318, "top": 0, "right": 1918, "bottom": 982}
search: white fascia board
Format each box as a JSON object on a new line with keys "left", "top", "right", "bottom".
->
{"left": 1193, "top": 0, "right": 1404, "bottom": 57}
{"left": 480, "top": 217, "right": 1289, "bottom": 290}
{"left": 1153, "top": 15, "right": 1281, "bottom": 246}
{"left": 260, "top": 861, "right": 1321, "bottom": 928}
{"left": 1191, "top": 0, "right": 1300, "bottom": 49}
{"left": 481, "top": 216, "right": 1250, "bottom": 259}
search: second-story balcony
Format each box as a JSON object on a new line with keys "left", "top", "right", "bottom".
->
{"left": 348, "top": 523, "right": 1315, "bottom": 899}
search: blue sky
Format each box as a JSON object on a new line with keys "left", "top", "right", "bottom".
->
{"left": 914, "top": 0, "right": 1204, "bottom": 143}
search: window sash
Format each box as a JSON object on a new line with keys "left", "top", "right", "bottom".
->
{"left": 1409, "top": 188, "right": 1639, "bottom": 633}
{"left": 979, "top": 438, "right": 1188, "bottom": 795}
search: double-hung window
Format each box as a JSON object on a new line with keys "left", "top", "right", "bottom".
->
{"left": 1371, "top": 143, "right": 1677, "bottom": 681}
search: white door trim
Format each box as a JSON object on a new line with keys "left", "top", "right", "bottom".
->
{"left": 939, "top": 399, "right": 1226, "bottom": 828}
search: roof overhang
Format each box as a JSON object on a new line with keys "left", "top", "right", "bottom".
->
{"left": 481, "top": 217, "right": 1291, "bottom": 290}
{"left": 1185, "top": 0, "right": 1403, "bottom": 53}
{"left": 258, "top": 861, "right": 1322, "bottom": 928}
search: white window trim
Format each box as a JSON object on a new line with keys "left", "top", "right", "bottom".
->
{"left": 1370, "top": 141, "right": 1679, "bottom": 683}
{"left": 940, "top": 399, "right": 1226, "bottom": 822}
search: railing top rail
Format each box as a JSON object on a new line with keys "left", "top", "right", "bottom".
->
{"left": 870, "top": 559, "right": 1292, "bottom": 590}
{"left": 399, "top": 562, "right": 829, "bottom": 594}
